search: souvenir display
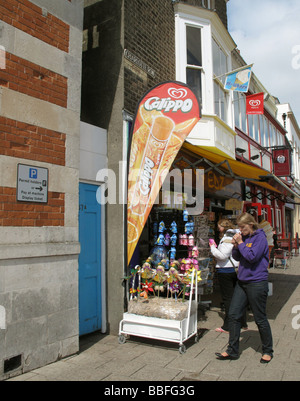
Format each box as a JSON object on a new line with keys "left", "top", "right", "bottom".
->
{"left": 170, "top": 221, "right": 177, "bottom": 233}
{"left": 183, "top": 209, "right": 189, "bottom": 222}
{"left": 121, "top": 209, "right": 214, "bottom": 353}
{"left": 158, "top": 221, "right": 165, "bottom": 233}
{"left": 164, "top": 233, "right": 170, "bottom": 246}
{"left": 125, "top": 210, "right": 212, "bottom": 306}
{"left": 170, "top": 233, "right": 177, "bottom": 246}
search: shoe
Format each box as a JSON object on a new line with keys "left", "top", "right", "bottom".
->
{"left": 215, "top": 352, "right": 239, "bottom": 361}
{"left": 260, "top": 355, "right": 273, "bottom": 364}
{"left": 242, "top": 326, "right": 248, "bottom": 331}
{"left": 215, "top": 327, "right": 229, "bottom": 333}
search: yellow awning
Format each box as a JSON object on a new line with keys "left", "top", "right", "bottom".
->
{"left": 183, "top": 142, "right": 281, "bottom": 193}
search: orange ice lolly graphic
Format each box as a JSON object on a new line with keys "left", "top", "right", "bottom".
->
{"left": 127, "top": 115, "right": 175, "bottom": 263}
{"left": 148, "top": 117, "right": 199, "bottom": 205}
{"left": 129, "top": 115, "right": 175, "bottom": 216}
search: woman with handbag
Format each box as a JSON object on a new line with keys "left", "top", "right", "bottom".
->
{"left": 215, "top": 213, "right": 273, "bottom": 363}
{"left": 210, "top": 219, "right": 247, "bottom": 334}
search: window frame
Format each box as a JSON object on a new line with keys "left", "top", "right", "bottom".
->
{"left": 175, "top": 13, "right": 232, "bottom": 121}
{"left": 176, "top": 15, "right": 214, "bottom": 115}
{"left": 212, "top": 38, "right": 229, "bottom": 123}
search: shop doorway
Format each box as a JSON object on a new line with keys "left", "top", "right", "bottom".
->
{"left": 78, "top": 183, "right": 102, "bottom": 336}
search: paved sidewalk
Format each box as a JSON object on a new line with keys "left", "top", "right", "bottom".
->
{"left": 7, "top": 256, "right": 300, "bottom": 381}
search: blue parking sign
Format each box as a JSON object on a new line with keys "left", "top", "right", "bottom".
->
{"left": 29, "top": 168, "right": 38, "bottom": 179}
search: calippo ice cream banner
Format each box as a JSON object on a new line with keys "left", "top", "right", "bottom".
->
{"left": 127, "top": 81, "right": 201, "bottom": 266}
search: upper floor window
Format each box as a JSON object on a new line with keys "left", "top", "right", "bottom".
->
{"left": 186, "top": 25, "right": 203, "bottom": 108}
{"left": 176, "top": 12, "right": 234, "bottom": 126}
{"left": 260, "top": 115, "right": 270, "bottom": 148}
{"left": 234, "top": 93, "right": 286, "bottom": 152}
{"left": 248, "top": 114, "right": 260, "bottom": 143}
{"left": 213, "top": 39, "right": 229, "bottom": 123}
{"left": 234, "top": 92, "right": 247, "bottom": 134}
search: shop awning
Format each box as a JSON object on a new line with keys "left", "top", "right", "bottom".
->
{"left": 182, "top": 142, "right": 281, "bottom": 194}
{"left": 258, "top": 173, "right": 300, "bottom": 200}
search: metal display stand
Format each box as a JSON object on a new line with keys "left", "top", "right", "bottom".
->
{"left": 118, "top": 270, "right": 199, "bottom": 353}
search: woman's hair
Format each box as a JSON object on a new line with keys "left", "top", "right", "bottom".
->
{"left": 236, "top": 212, "right": 259, "bottom": 230}
{"left": 217, "top": 219, "right": 235, "bottom": 235}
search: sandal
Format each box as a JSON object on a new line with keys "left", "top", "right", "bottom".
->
{"left": 260, "top": 354, "right": 273, "bottom": 364}
{"left": 215, "top": 327, "right": 229, "bottom": 333}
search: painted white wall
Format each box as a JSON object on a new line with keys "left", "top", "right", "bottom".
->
{"left": 80, "top": 121, "right": 108, "bottom": 182}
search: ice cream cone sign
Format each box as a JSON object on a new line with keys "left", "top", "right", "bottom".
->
{"left": 127, "top": 82, "right": 201, "bottom": 266}
{"left": 224, "top": 64, "right": 253, "bottom": 93}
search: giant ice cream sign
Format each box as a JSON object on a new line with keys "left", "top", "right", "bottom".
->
{"left": 127, "top": 82, "right": 201, "bottom": 266}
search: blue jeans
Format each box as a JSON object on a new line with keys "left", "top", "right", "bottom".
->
{"left": 226, "top": 280, "right": 273, "bottom": 358}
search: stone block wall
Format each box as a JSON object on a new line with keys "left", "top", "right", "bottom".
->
{"left": 0, "top": 0, "right": 83, "bottom": 380}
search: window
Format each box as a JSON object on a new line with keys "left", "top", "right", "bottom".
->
{"left": 186, "top": 26, "right": 203, "bottom": 108}
{"left": 262, "top": 208, "right": 269, "bottom": 221}
{"left": 247, "top": 114, "right": 260, "bottom": 143}
{"left": 245, "top": 185, "right": 252, "bottom": 201}
{"left": 263, "top": 116, "right": 270, "bottom": 148}
{"left": 254, "top": 115, "right": 259, "bottom": 143}
{"left": 276, "top": 208, "right": 282, "bottom": 234}
{"left": 269, "top": 124, "right": 276, "bottom": 147}
{"left": 247, "top": 115, "right": 254, "bottom": 140}
{"left": 277, "top": 131, "right": 284, "bottom": 146}
{"left": 259, "top": 115, "right": 265, "bottom": 146}
{"left": 214, "top": 82, "right": 227, "bottom": 121}
{"left": 271, "top": 208, "right": 275, "bottom": 228}
{"left": 234, "top": 92, "right": 247, "bottom": 134}
{"left": 213, "top": 39, "right": 228, "bottom": 123}
{"left": 176, "top": 13, "right": 233, "bottom": 122}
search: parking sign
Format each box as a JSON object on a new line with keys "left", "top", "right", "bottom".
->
{"left": 17, "top": 164, "right": 48, "bottom": 203}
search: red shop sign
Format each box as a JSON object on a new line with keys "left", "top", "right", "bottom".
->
{"left": 246, "top": 92, "right": 264, "bottom": 115}
{"left": 272, "top": 149, "right": 291, "bottom": 177}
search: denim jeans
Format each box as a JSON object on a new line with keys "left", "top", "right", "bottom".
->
{"left": 226, "top": 280, "right": 273, "bottom": 358}
{"left": 217, "top": 272, "right": 247, "bottom": 331}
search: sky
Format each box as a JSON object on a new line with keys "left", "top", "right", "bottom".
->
{"left": 227, "top": 0, "right": 300, "bottom": 124}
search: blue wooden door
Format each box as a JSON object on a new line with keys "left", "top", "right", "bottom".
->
{"left": 79, "top": 183, "right": 102, "bottom": 335}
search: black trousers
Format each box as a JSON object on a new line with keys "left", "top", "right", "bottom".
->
{"left": 226, "top": 280, "right": 273, "bottom": 358}
{"left": 217, "top": 271, "right": 247, "bottom": 331}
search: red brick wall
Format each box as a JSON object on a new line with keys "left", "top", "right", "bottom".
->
{"left": 0, "top": 0, "right": 70, "bottom": 53}
{"left": 0, "top": 52, "right": 68, "bottom": 108}
{"left": 0, "top": 187, "right": 65, "bottom": 227}
{"left": 0, "top": 1, "right": 71, "bottom": 228}
{"left": 0, "top": 117, "right": 66, "bottom": 166}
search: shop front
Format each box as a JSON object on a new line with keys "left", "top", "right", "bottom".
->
{"left": 120, "top": 81, "right": 295, "bottom": 352}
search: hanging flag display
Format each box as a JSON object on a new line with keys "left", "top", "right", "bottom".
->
{"left": 224, "top": 65, "right": 253, "bottom": 92}
{"left": 246, "top": 92, "right": 264, "bottom": 115}
{"left": 127, "top": 81, "right": 201, "bottom": 266}
{"left": 272, "top": 148, "right": 291, "bottom": 177}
